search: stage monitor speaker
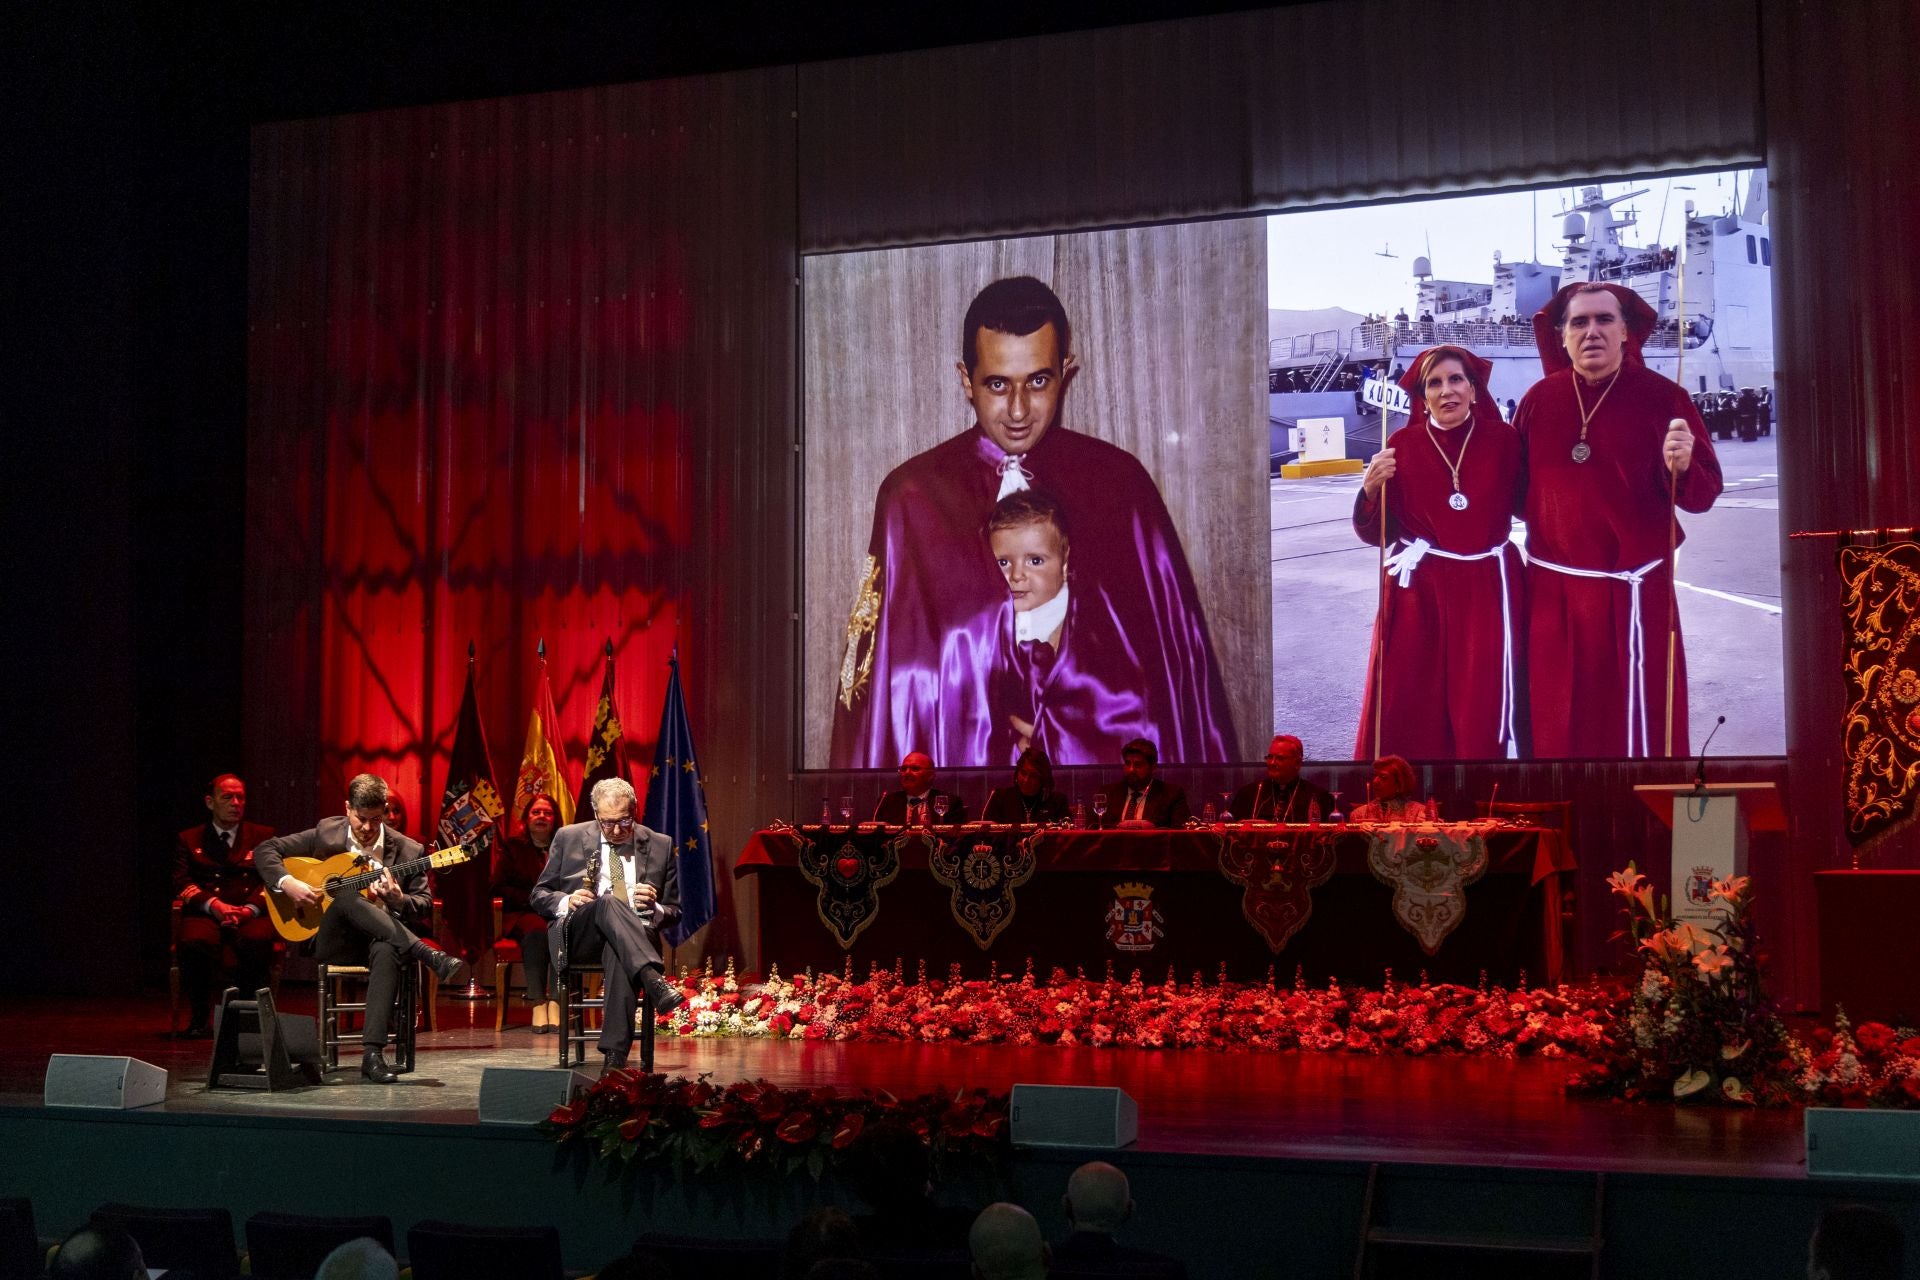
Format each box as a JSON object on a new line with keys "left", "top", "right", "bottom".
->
{"left": 478, "top": 1067, "right": 596, "bottom": 1126}
{"left": 43, "top": 1055, "right": 167, "bottom": 1110}
{"left": 1807, "top": 1107, "right": 1920, "bottom": 1180}
{"left": 1010, "top": 1083, "right": 1137, "bottom": 1149}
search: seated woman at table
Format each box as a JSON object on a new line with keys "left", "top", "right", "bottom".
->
{"left": 982, "top": 747, "right": 1071, "bottom": 825}
{"left": 493, "top": 791, "right": 563, "bottom": 1031}
{"left": 1349, "top": 755, "right": 1436, "bottom": 822}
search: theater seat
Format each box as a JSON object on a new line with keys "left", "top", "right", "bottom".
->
{"left": 246, "top": 1210, "right": 396, "bottom": 1279}
{"left": 0, "top": 1197, "right": 40, "bottom": 1280}
{"left": 629, "top": 1231, "right": 781, "bottom": 1280}
{"left": 89, "top": 1203, "right": 239, "bottom": 1279}
{"left": 405, "top": 1219, "right": 563, "bottom": 1280}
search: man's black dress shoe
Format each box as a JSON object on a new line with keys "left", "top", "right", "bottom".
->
{"left": 601, "top": 1047, "right": 629, "bottom": 1071}
{"left": 415, "top": 944, "right": 469, "bottom": 986}
{"left": 180, "top": 1022, "right": 214, "bottom": 1041}
{"left": 639, "top": 968, "right": 686, "bottom": 1017}
{"left": 361, "top": 1047, "right": 399, "bottom": 1084}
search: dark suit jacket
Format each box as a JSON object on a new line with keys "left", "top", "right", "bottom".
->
{"left": 252, "top": 816, "right": 432, "bottom": 922}
{"left": 1228, "top": 777, "right": 1338, "bottom": 823}
{"left": 872, "top": 788, "right": 970, "bottom": 825}
{"left": 1052, "top": 1231, "right": 1189, "bottom": 1279}
{"left": 1098, "top": 778, "right": 1191, "bottom": 828}
{"left": 530, "top": 819, "right": 680, "bottom": 972}
{"left": 981, "top": 785, "right": 1070, "bottom": 825}
{"left": 173, "top": 819, "right": 277, "bottom": 914}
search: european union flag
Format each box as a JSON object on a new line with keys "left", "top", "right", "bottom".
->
{"left": 643, "top": 651, "right": 714, "bottom": 945}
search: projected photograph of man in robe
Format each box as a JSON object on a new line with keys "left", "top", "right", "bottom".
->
{"left": 812, "top": 240, "right": 1264, "bottom": 769}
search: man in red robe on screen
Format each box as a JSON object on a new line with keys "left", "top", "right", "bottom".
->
{"left": 1515, "top": 282, "right": 1722, "bottom": 758}
{"left": 829, "top": 276, "right": 1236, "bottom": 769}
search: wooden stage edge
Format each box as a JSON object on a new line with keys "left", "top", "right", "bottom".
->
{"left": 9, "top": 997, "right": 1919, "bottom": 1279}
{"left": 2, "top": 994, "right": 1808, "bottom": 1180}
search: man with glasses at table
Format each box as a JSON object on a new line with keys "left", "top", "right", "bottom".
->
{"left": 252, "top": 772, "right": 469, "bottom": 1083}
{"left": 531, "top": 776, "right": 686, "bottom": 1071}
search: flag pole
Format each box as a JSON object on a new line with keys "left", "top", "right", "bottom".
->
{"left": 1374, "top": 326, "right": 1392, "bottom": 761}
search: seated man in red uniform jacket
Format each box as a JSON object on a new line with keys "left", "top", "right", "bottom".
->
{"left": 1097, "top": 738, "right": 1191, "bottom": 829}
{"left": 171, "top": 773, "right": 277, "bottom": 1037}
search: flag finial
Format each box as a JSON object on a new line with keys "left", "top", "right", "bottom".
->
{"left": 467, "top": 639, "right": 476, "bottom": 663}
{"left": 604, "top": 637, "right": 614, "bottom": 658}
{"left": 537, "top": 636, "right": 546, "bottom": 662}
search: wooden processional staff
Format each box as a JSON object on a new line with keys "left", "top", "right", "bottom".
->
{"left": 1662, "top": 202, "right": 1693, "bottom": 758}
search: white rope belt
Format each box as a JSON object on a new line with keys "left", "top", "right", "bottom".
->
{"left": 1383, "top": 538, "right": 1518, "bottom": 758}
{"left": 1527, "top": 555, "right": 1664, "bottom": 758}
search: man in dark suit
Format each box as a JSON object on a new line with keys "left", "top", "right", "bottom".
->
{"left": 1228, "top": 734, "right": 1338, "bottom": 824}
{"left": 253, "top": 773, "right": 468, "bottom": 1083}
{"left": 172, "top": 773, "right": 278, "bottom": 1037}
{"left": 531, "top": 776, "right": 686, "bottom": 1070}
{"left": 981, "top": 747, "right": 1071, "bottom": 825}
{"left": 1098, "top": 738, "right": 1190, "bottom": 829}
{"left": 871, "top": 750, "right": 970, "bottom": 825}
{"left": 1052, "top": 1161, "right": 1187, "bottom": 1278}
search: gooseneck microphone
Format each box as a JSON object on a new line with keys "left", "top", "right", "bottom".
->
{"left": 1694, "top": 715, "right": 1727, "bottom": 792}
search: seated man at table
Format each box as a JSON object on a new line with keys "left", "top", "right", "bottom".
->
{"left": 982, "top": 747, "right": 1071, "bottom": 825}
{"left": 1229, "top": 734, "right": 1338, "bottom": 824}
{"left": 872, "top": 750, "right": 971, "bottom": 825}
{"left": 1098, "top": 738, "right": 1191, "bottom": 828}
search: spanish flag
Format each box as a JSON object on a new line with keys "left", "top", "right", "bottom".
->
{"left": 511, "top": 642, "right": 575, "bottom": 830}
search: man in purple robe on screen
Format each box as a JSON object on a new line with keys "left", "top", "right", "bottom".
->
{"left": 829, "top": 276, "right": 1236, "bottom": 769}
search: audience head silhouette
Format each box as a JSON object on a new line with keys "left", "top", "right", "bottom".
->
{"left": 50, "top": 1224, "right": 145, "bottom": 1280}
{"left": 1063, "top": 1160, "right": 1134, "bottom": 1234}
{"left": 315, "top": 1236, "right": 399, "bottom": 1280}
{"left": 970, "top": 1203, "right": 1049, "bottom": 1280}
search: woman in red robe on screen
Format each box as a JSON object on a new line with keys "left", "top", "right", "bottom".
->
{"left": 1352, "top": 345, "right": 1524, "bottom": 760}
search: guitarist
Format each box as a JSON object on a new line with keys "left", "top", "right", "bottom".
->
{"left": 252, "top": 773, "right": 469, "bottom": 1082}
{"left": 531, "top": 777, "right": 686, "bottom": 1071}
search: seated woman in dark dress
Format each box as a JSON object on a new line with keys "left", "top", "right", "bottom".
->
{"left": 981, "top": 747, "right": 1071, "bottom": 825}
{"left": 492, "top": 792, "right": 563, "bottom": 1031}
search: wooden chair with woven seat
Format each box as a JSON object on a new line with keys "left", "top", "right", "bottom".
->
{"left": 316, "top": 960, "right": 423, "bottom": 1074}
{"left": 557, "top": 963, "right": 656, "bottom": 1071}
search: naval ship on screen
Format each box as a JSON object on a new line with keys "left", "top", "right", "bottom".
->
{"left": 1268, "top": 170, "right": 1775, "bottom": 432}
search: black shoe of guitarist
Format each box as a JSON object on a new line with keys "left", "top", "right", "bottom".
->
{"left": 412, "top": 941, "right": 469, "bottom": 987}
{"left": 361, "top": 1047, "right": 399, "bottom": 1084}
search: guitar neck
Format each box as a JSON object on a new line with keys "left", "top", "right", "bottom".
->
{"left": 326, "top": 847, "right": 466, "bottom": 897}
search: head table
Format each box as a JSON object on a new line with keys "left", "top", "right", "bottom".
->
{"left": 734, "top": 821, "right": 1574, "bottom": 985}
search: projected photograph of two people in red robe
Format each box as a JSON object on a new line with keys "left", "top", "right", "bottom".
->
{"left": 824, "top": 272, "right": 1240, "bottom": 770}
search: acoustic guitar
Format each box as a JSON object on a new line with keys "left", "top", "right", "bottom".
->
{"left": 264, "top": 845, "right": 479, "bottom": 942}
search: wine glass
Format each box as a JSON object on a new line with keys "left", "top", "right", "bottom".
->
{"left": 1220, "top": 791, "right": 1234, "bottom": 822}
{"left": 817, "top": 797, "right": 832, "bottom": 826}
{"left": 932, "top": 793, "right": 951, "bottom": 823}
{"left": 838, "top": 794, "right": 853, "bottom": 824}
{"left": 1091, "top": 793, "right": 1108, "bottom": 828}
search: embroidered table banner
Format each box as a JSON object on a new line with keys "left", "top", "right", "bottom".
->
{"left": 1362, "top": 821, "right": 1493, "bottom": 955}
{"left": 1839, "top": 543, "right": 1920, "bottom": 849}
{"left": 1213, "top": 826, "right": 1340, "bottom": 952}
{"left": 794, "top": 826, "right": 929, "bottom": 949}
{"left": 927, "top": 829, "right": 1042, "bottom": 949}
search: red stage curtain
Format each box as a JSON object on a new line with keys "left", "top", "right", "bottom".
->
{"left": 243, "top": 73, "right": 800, "bottom": 957}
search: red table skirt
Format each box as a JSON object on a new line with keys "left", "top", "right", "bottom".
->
{"left": 737, "top": 825, "right": 1573, "bottom": 984}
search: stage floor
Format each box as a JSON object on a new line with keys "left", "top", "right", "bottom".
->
{"left": 2, "top": 993, "right": 1809, "bottom": 1180}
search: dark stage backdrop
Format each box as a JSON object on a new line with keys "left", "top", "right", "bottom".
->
{"left": 233, "top": 0, "right": 1914, "bottom": 1006}
{"left": 244, "top": 73, "right": 799, "bottom": 958}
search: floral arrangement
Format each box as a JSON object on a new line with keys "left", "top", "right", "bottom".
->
{"left": 654, "top": 956, "right": 1618, "bottom": 1060}
{"left": 544, "top": 1071, "right": 1009, "bottom": 1180}
{"left": 1797, "top": 1009, "right": 1920, "bottom": 1108}
{"left": 1566, "top": 865, "right": 1802, "bottom": 1104}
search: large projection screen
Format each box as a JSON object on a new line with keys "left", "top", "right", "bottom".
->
{"left": 803, "top": 168, "right": 1781, "bottom": 768}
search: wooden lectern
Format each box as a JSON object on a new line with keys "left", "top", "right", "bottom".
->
{"left": 1633, "top": 783, "right": 1784, "bottom": 924}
